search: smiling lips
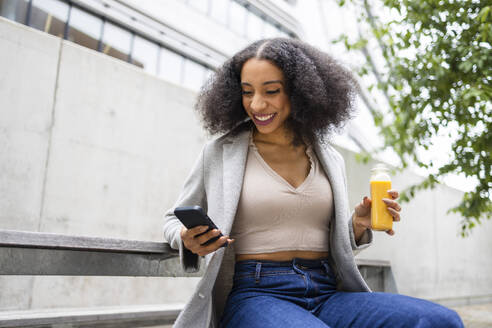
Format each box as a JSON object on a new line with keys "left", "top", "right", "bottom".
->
{"left": 253, "top": 113, "right": 276, "bottom": 125}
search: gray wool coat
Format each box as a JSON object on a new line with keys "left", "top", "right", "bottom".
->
{"left": 163, "top": 126, "right": 374, "bottom": 328}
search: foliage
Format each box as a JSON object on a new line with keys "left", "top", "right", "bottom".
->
{"left": 336, "top": 0, "right": 492, "bottom": 236}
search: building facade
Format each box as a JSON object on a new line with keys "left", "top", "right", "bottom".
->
{"left": 0, "top": 0, "right": 300, "bottom": 91}
{"left": 1, "top": 0, "right": 491, "bottom": 318}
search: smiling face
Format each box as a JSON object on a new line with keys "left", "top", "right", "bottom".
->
{"left": 240, "top": 58, "right": 291, "bottom": 137}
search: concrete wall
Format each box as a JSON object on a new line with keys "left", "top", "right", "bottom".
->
{"left": 0, "top": 17, "right": 491, "bottom": 312}
{"left": 0, "top": 17, "right": 203, "bottom": 310}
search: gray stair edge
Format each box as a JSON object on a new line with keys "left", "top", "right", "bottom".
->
{"left": 0, "top": 303, "right": 185, "bottom": 327}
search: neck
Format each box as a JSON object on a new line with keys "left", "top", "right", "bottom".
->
{"left": 253, "top": 126, "right": 296, "bottom": 147}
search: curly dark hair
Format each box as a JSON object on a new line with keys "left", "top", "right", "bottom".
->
{"left": 195, "top": 38, "right": 360, "bottom": 146}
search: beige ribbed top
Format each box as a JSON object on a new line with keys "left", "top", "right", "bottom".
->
{"left": 230, "top": 132, "right": 334, "bottom": 254}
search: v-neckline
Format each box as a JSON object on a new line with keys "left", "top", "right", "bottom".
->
{"left": 249, "top": 132, "right": 315, "bottom": 193}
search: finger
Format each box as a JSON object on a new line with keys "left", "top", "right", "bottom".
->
{"left": 180, "top": 226, "right": 187, "bottom": 239}
{"left": 201, "top": 236, "right": 228, "bottom": 254}
{"left": 386, "top": 229, "right": 395, "bottom": 236}
{"left": 387, "top": 207, "right": 401, "bottom": 221}
{"left": 196, "top": 229, "right": 221, "bottom": 245}
{"left": 181, "top": 227, "right": 197, "bottom": 252}
{"left": 362, "top": 196, "right": 371, "bottom": 207}
{"left": 189, "top": 225, "right": 209, "bottom": 238}
{"left": 387, "top": 190, "right": 399, "bottom": 199}
{"left": 382, "top": 198, "right": 401, "bottom": 211}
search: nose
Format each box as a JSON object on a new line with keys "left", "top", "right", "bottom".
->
{"left": 250, "top": 94, "right": 267, "bottom": 111}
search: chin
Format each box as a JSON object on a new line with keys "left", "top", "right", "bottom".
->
{"left": 254, "top": 124, "right": 280, "bottom": 134}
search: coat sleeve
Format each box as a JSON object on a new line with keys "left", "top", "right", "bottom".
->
{"left": 348, "top": 211, "right": 373, "bottom": 254}
{"left": 336, "top": 147, "right": 373, "bottom": 254}
{"left": 163, "top": 145, "right": 208, "bottom": 273}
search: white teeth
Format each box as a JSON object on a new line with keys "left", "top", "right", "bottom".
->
{"left": 254, "top": 114, "right": 274, "bottom": 121}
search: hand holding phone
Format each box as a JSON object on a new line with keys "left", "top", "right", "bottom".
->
{"left": 174, "top": 206, "right": 234, "bottom": 256}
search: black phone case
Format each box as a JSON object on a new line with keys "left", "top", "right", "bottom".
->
{"left": 174, "top": 206, "right": 228, "bottom": 247}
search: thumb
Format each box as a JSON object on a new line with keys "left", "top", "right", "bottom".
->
{"left": 362, "top": 196, "right": 371, "bottom": 207}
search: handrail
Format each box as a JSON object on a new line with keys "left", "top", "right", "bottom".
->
{"left": 0, "top": 229, "right": 202, "bottom": 277}
{"left": 354, "top": 258, "right": 391, "bottom": 267}
{"left": 0, "top": 229, "right": 176, "bottom": 254}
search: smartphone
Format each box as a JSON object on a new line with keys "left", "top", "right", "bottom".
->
{"left": 174, "top": 206, "right": 228, "bottom": 247}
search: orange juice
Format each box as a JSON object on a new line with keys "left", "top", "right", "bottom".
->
{"left": 370, "top": 181, "right": 393, "bottom": 230}
{"left": 370, "top": 164, "right": 392, "bottom": 231}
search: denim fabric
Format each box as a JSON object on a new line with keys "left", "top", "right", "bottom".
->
{"left": 220, "top": 258, "right": 464, "bottom": 328}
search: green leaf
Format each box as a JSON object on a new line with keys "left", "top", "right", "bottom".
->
{"left": 345, "top": 0, "right": 492, "bottom": 237}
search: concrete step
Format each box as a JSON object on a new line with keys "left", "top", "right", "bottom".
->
{"left": 451, "top": 302, "right": 492, "bottom": 328}
{"left": 0, "top": 303, "right": 184, "bottom": 328}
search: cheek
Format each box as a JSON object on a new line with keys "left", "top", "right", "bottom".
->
{"left": 277, "top": 97, "right": 290, "bottom": 114}
{"left": 242, "top": 98, "right": 250, "bottom": 111}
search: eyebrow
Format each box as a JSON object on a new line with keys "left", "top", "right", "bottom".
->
{"left": 241, "top": 80, "right": 284, "bottom": 86}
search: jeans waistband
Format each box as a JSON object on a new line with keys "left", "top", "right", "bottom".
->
{"left": 235, "top": 257, "right": 331, "bottom": 270}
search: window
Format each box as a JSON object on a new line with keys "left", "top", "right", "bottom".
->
{"left": 204, "top": 68, "right": 214, "bottom": 85}
{"left": 132, "top": 36, "right": 159, "bottom": 74}
{"left": 0, "top": 0, "right": 29, "bottom": 24}
{"left": 187, "top": 0, "right": 209, "bottom": 15}
{"left": 68, "top": 6, "right": 103, "bottom": 51}
{"left": 229, "top": 1, "right": 246, "bottom": 36}
{"left": 209, "top": 0, "right": 228, "bottom": 25}
{"left": 158, "top": 47, "right": 184, "bottom": 85}
{"left": 182, "top": 58, "right": 205, "bottom": 91}
{"left": 246, "top": 11, "right": 264, "bottom": 40}
{"left": 101, "top": 22, "right": 132, "bottom": 62}
{"left": 0, "top": 0, "right": 226, "bottom": 91}
{"left": 29, "top": 0, "right": 69, "bottom": 38}
{"left": 279, "top": 30, "right": 289, "bottom": 38}
{"left": 264, "top": 21, "right": 278, "bottom": 38}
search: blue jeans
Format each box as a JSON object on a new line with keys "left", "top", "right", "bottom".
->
{"left": 219, "top": 258, "right": 464, "bottom": 328}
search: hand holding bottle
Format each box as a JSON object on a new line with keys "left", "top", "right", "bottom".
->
{"left": 353, "top": 163, "right": 402, "bottom": 236}
{"left": 353, "top": 192, "right": 401, "bottom": 236}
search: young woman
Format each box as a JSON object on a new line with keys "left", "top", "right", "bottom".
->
{"left": 163, "top": 38, "right": 463, "bottom": 328}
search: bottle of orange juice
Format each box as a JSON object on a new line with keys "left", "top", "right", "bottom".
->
{"left": 370, "top": 163, "right": 392, "bottom": 231}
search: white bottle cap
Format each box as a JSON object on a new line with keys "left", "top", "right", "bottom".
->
{"left": 371, "top": 163, "right": 389, "bottom": 173}
{"left": 370, "top": 163, "right": 391, "bottom": 181}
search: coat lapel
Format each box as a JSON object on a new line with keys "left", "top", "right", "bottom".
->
{"left": 313, "top": 142, "right": 353, "bottom": 258}
{"left": 221, "top": 130, "right": 250, "bottom": 235}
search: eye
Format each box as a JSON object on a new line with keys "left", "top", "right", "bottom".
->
{"left": 242, "top": 90, "right": 253, "bottom": 96}
{"left": 266, "top": 89, "right": 280, "bottom": 94}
